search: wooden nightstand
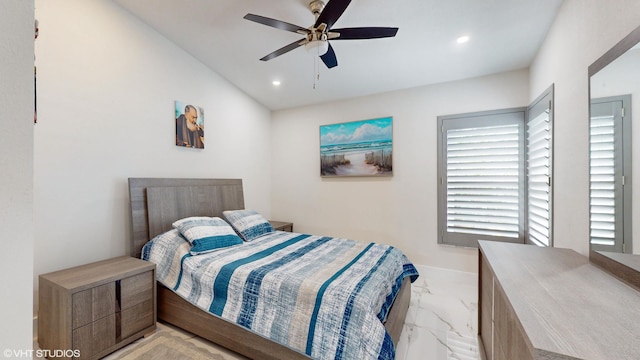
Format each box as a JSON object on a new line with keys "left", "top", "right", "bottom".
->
{"left": 269, "top": 220, "right": 293, "bottom": 232}
{"left": 38, "top": 256, "right": 156, "bottom": 360}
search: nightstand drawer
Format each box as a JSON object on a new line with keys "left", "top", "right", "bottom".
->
{"left": 120, "top": 270, "right": 153, "bottom": 308}
{"left": 72, "top": 314, "right": 117, "bottom": 359}
{"left": 72, "top": 283, "right": 116, "bottom": 329}
{"left": 121, "top": 299, "right": 154, "bottom": 339}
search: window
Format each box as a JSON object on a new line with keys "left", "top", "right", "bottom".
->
{"left": 437, "top": 108, "right": 526, "bottom": 247}
{"left": 437, "top": 86, "right": 554, "bottom": 248}
{"left": 589, "top": 95, "right": 632, "bottom": 253}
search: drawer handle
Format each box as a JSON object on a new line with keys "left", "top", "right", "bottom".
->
{"left": 115, "top": 280, "right": 122, "bottom": 341}
{"left": 115, "top": 280, "right": 122, "bottom": 312}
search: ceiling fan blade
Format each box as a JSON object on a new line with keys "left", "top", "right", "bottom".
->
{"left": 315, "top": 0, "right": 351, "bottom": 29}
{"left": 260, "top": 39, "right": 306, "bottom": 61}
{"left": 331, "top": 27, "right": 399, "bottom": 39}
{"left": 244, "top": 14, "right": 308, "bottom": 34}
{"left": 320, "top": 43, "right": 338, "bottom": 68}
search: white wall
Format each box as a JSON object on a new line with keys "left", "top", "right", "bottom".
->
{"left": 0, "top": 0, "right": 35, "bottom": 352}
{"left": 271, "top": 69, "right": 529, "bottom": 272}
{"left": 34, "top": 0, "right": 271, "bottom": 304}
{"left": 529, "top": 0, "right": 640, "bottom": 256}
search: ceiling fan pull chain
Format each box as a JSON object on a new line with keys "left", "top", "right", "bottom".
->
{"left": 313, "top": 54, "right": 317, "bottom": 89}
{"left": 316, "top": 46, "right": 321, "bottom": 82}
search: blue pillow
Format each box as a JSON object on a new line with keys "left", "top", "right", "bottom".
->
{"left": 222, "top": 210, "right": 274, "bottom": 242}
{"left": 172, "top": 216, "right": 243, "bottom": 255}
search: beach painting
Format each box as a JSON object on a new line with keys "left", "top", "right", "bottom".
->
{"left": 320, "top": 117, "right": 393, "bottom": 177}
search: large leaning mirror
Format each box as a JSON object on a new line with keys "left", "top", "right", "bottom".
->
{"left": 589, "top": 24, "right": 640, "bottom": 284}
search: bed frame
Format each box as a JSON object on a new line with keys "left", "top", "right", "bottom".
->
{"left": 128, "top": 177, "right": 410, "bottom": 360}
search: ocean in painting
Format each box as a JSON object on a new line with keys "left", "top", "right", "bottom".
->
{"left": 320, "top": 140, "right": 392, "bottom": 156}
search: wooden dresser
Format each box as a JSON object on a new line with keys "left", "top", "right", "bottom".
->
{"left": 478, "top": 241, "right": 640, "bottom": 360}
{"left": 38, "top": 256, "right": 156, "bottom": 360}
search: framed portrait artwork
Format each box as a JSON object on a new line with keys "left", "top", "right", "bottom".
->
{"left": 175, "top": 100, "right": 205, "bottom": 149}
{"left": 320, "top": 116, "right": 393, "bottom": 177}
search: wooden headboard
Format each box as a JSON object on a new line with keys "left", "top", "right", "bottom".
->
{"left": 128, "top": 178, "right": 244, "bottom": 258}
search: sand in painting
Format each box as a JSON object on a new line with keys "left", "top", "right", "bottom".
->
{"left": 334, "top": 153, "right": 379, "bottom": 175}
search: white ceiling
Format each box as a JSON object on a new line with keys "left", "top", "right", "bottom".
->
{"left": 113, "top": 0, "right": 564, "bottom": 110}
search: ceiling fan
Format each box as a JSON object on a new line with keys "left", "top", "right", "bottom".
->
{"left": 243, "top": 0, "right": 398, "bottom": 69}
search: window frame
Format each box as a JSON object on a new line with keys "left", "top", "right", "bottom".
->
{"left": 437, "top": 86, "right": 555, "bottom": 249}
{"left": 437, "top": 107, "right": 527, "bottom": 248}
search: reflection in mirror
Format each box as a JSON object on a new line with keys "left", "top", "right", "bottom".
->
{"left": 589, "top": 26, "right": 640, "bottom": 255}
{"left": 589, "top": 25, "right": 640, "bottom": 288}
{"left": 589, "top": 93, "right": 632, "bottom": 253}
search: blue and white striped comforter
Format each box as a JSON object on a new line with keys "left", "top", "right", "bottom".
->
{"left": 142, "top": 230, "right": 419, "bottom": 360}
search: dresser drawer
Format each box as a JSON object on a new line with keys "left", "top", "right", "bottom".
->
{"left": 72, "top": 282, "right": 116, "bottom": 329}
{"left": 479, "top": 256, "right": 493, "bottom": 360}
{"left": 120, "top": 270, "right": 153, "bottom": 309}
{"left": 493, "top": 281, "right": 533, "bottom": 360}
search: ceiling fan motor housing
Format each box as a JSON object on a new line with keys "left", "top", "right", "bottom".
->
{"left": 309, "top": 0, "right": 325, "bottom": 18}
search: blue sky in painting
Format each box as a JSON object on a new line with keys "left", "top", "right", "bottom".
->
{"left": 320, "top": 117, "right": 392, "bottom": 146}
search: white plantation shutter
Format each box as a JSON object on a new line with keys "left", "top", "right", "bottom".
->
{"left": 446, "top": 125, "right": 520, "bottom": 237}
{"left": 438, "top": 109, "right": 525, "bottom": 247}
{"left": 526, "top": 94, "right": 552, "bottom": 247}
{"left": 590, "top": 114, "right": 616, "bottom": 246}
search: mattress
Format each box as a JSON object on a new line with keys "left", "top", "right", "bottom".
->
{"left": 142, "top": 229, "right": 419, "bottom": 360}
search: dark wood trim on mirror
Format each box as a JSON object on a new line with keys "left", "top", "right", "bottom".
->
{"left": 590, "top": 250, "right": 640, "bottom": 291}
{"left": 589, "top": 24, "right": 640, "bottom": 76}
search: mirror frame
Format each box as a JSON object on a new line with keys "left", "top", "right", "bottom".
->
{"left": 588, "top": 25, "right": 640, "bottom": 77}
{"left": 588, "top": 24, "right": 640, "bottom": 290}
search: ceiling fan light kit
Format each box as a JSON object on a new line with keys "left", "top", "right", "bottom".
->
{"left": 305, "top": 32, "right": 329, "bottom": 55}
{"left": 243, "top": 0, "right": 398, "bottom": 69}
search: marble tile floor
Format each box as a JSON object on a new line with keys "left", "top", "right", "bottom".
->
{"left": 395, "top": 265, "right": 479, "bottom": 360}
{"left": 35, "top": 265, "right": 479, "bottom": 360}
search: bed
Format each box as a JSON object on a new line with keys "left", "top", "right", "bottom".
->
{"left": 128, "top": 178, "right": 417, "bottom": 360}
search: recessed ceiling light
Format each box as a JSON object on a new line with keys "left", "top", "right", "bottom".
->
{"left": 272, "top": 80, "right": 281, "bottom": 86}
{"left": 456, "top": 35, "right": 470, "bottom": 44}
